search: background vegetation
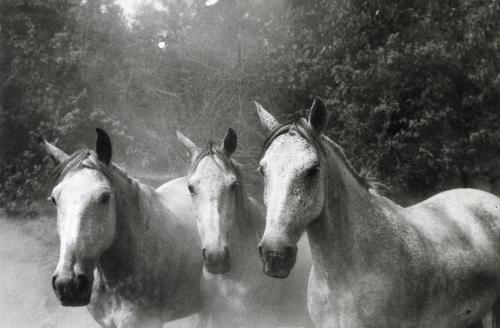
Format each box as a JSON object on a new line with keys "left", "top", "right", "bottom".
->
{"left": 1, "top": 0, "right": 500, "bottom": 215}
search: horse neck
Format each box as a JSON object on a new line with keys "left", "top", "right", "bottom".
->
{"left": 97, "top": 168, "right": 183, "bottom": 285}
{"left": 305, "top": 143, "right": 398, "bottom": 279}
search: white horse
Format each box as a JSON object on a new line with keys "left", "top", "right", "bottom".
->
{"left": 41, "top": 128, "right": 203, "bottom": 328}
{"left": 176, "top": 128, "right": 314, "bottom": 327}
{"left": 255, "top": 98, "right": 500, "bottom": 328}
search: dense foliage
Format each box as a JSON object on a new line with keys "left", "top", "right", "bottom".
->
{"left": 281, "top": 0, "right": 500, "bottom": 198}
{"left": 0, "top": 0, "right": 131, "bottom": 214}
{"left": 1, "top": 0, "right": 499, "bottom": 215}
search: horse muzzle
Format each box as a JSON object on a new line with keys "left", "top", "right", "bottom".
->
{"left": 52, "top": 272, "right": 93, "bottom": 306}
{"left": 202, "top": 246, "right": 231, "bottom": 274}
{"left": 258, "top": 243, "right": 297, "bottom": 279}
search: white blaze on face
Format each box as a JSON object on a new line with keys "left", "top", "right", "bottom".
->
{"left": 188, "top": 156, "right": 237, "bottom": 250}
{"left": 260, "top": 131, "right": 325, "bottom": 245}
{"left": 52, "top": 168, "right": 116, "bottom": 275}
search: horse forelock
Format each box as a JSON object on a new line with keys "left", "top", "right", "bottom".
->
{"left": 53, "top": 149, "right": 138, "bottom": 195}
{"left": 190, "top": 141, "right": 243, "bottom": 183}
{"left": 263, "top": 119, "right": 326, "bottom": 158}
{"left": 263, "top": 120, "right": 378, "bottom": 192}
{"left": 53, "top": 149, "right": 92, "bottom": 184}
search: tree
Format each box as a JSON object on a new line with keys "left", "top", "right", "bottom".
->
{"left": 0, "top": 0, "right": 129, "bottom": 214}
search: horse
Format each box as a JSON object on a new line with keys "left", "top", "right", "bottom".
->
{"left": 176, "top": 128, "right": 314, "bottom": 327}
{"left": 254, "top": 98, "right": 500, "bottom": 328}
{"left": 40, "top": 128, "right": 203, "bottom": 328}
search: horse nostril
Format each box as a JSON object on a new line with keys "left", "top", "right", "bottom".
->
{"left": 258, "top": 246, "right": 263, "bottom": 257}
{"left": 223, "top": 246, "right": 230, "bottom": 260}
{"left": 284, "top": 246, "right": 295, "bottom": 257}
{"left": 76, "top": 274, "right": 89, "bottom": 290}
{"left": 202, "top": 248, "right": 207, "bottom": 261}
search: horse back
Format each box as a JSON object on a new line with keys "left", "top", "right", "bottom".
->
{"left": 405, "top": 188, "right": 500, "bottom": 249}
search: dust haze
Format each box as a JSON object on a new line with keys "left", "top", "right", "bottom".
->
{"left": 0, "top": 1, "right": 298, "bottom": 326}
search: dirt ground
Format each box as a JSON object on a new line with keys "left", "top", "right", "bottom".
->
{"left": 1, "top": 211, "right": 494, "bottom": 328}
{"left": 0, "top": 212, "right": 196, "bottom": 328}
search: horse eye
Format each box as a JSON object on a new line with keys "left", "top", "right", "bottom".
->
{"left": 100, "top": 193, "right": 111, "bottom": 205}
{"left": 188, "top": 184, "right": 196, "bottom": 196}
{"left": 48, "top": 196, "right": 56, "bottom": 206}
{"left": 306, "top": 165, "right": 320, "bottom": 178}
{"left": 230, "top": 182, "right": 238, "bottom": 191}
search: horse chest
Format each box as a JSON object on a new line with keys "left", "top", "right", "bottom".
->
{"left": 88, "top": 286, "right": 140, "bottom": 328}
{"left": 94, "top": 297, "right": 140, "bottom": 328}
{"left": 88, "top": 274, "right": 181, "bottom": 328}
{"left": 201, "top": 271, "right": 260, "bottom": 312}
{"left": 309, "top": 263, "right": 415, "bottom": 328}
{"left": 201, "top": 268, "right": 287, "bottom": 327}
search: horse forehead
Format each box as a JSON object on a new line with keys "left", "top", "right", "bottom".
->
{"left": 264, "top": 133, "right": 318, "bottom": 169}
{"left": 192, "top": 156, "right": 236, "bottom": 185}
{"left": 56, "top": 168, "right": 110, "bottom": 197}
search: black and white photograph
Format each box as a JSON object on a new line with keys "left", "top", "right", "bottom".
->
{"left": 1, "top": 0, "right": 500, "bottom": 327}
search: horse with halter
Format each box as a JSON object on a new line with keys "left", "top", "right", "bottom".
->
{"left": 176, "top": 128, "right": 313, "bottom": 327}
{"left": 255, "top": 98, "right": 500, "bottom": 328}
{"left": 41, "top": 129, "right": 203, "bottom": 328}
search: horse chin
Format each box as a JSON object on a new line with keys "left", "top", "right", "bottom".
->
{"left": 56, "top": 285, "right": 92, "bottom": 307}
{"left": 59, "top": 295, "right": 91, "bottom": 307}
{"left": 262, "top": 262, "right": 292, "bottom": 279}
{"left": 204, "top": 261, "right": 231, "bottom": 274}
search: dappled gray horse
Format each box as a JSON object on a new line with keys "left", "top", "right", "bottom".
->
{"left": 255, "top": 98, "right": 500, "bottom": 328}
{"left": 41, "top": 129, "right": 203, "bottom": 328}
{"left": 176, "top": 128, "right": 313, "bottom": 327}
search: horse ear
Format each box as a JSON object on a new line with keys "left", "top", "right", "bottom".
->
{"left": 308, "top": 97, "right": 328, "bottom": 134}
{"left": 176, "top": 130, "right": 200, "bottom": 161}
{"left": 39, "top": 137, "right": 69, "bottom": 164}
{"left": 254, "top": 101, "right": 280, "bottom": 133}
{"left": 222, "top": 128, "right": 237, "bottom": 157}
{"left": 95, "top": 128, "right": 112, "bottom": 165}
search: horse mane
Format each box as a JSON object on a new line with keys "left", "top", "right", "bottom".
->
{"left": 53, "top": 149, "right": 139, "bottom": 193}
{"left": 190, "top": 141, "right": 244, "bottom": 183}
{"left": 263, "top": 119, "right": 380, "bottom": 191}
